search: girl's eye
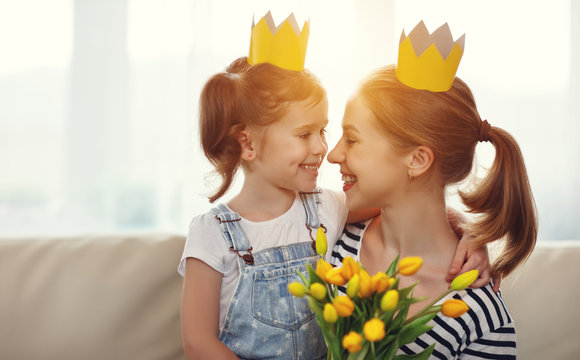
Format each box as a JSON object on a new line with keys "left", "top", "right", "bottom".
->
{"left": 320, "top": 128, "right": 327, "bottom": 136}
{"left": 345, "top": 137, "right": 357, "bottom": 144}
{"left": 299, "top": 132, "right": 311, "bottom": 139}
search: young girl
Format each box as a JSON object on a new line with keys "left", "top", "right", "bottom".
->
{"left": 179, "top": 16, "right": 493, "bottom": 360}
{"left": 328, "top": 23, "right": 537, "bottom": 358}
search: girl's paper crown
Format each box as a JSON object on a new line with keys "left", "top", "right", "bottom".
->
{"left": 247, "top": 12, "right": 310, "bottom": 71}
{"left": 395, "top": 21, "right": 465, "bottom": 92}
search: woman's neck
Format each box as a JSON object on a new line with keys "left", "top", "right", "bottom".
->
{"left": 360, "top": 186, "right": 458, "bottom": 274}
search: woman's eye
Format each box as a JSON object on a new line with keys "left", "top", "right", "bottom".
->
{"left": 345, "top": 138, "right": 357, "bottom": 144}
{"left": 320, "top": 128, "right": 327, "bottom": 136}
{"left": 299, "top": 132, "right": 311, "bottom": 139}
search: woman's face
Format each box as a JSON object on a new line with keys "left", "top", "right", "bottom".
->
{"left": 327, "top": 95, "right": 411, "bottom": 209}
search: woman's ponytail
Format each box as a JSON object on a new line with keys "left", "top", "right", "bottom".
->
{"left": 460, "top": 125, "right": 538, "bottom": 278}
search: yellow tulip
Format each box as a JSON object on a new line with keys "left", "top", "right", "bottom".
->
{"left": 309, "top": 282, "right": 327, "bottom": 301}
{"left": 398, "top": 256, "right": 423, "bottom": 276}
{"left": 346, "top": 274, "right": 360, "bottom": 299}
{"left": 288, "top": 282, "right": 307, "bottom": 297}
{"left": 441, "top": 299, "right": 470, "bottom": 318}
{"left": 358, "top": 269, "right": 373, "bottom": 298}
{"left": 388, "top": 277, "right": 396, "bottom": 288}
{"left": 450, "top": 270, "right": 479, "bottom": 291}
{"left": 341, "top": 256, "right": 360, "bottom": 280}
{"left": 323, "top": 303, "right": 338, "bottom": 323}
{"left": 333, "top": 295, "right": 355, "bottom": 317}
{"left": 315, "top": 259, "right": 333, "bottom": 282}
{"left": 315, "top": 227, "right": 327, "bottom": 257}
{"left": 363, "top": 318, "right": 386, "bottom": 342}
{"left": 371, "top": 272, "right": 389, "bottom": 293}
{"left": 326, "top": 267, "right": 348, "bottom": 286}
{"left": 342, "top": 331, "right": 363, "bottom": 353}
{"left": 380, "top": 289, "right": 399, "bottom": 311}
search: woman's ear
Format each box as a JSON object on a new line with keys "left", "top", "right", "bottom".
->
{"left": 408, "top": 145, "right": 434, "bottom": 179}
{"left": 237, "top": 130, "right": 255, "bottom": 161}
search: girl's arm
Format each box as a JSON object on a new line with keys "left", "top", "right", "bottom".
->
{"left": 346, "top": 208, "right": 380, "bottom": 224}
{"left": 446, "top": 208, "right": 501, "bottom": 291}
{"left": 181, "top": 258, "right": 238, "bottom": 360}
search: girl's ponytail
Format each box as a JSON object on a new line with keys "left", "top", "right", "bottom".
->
{"left": 460, "top": 125, "right": 538, "bottom": 278}
{"left": 199, "top": 58, "right": 249, "bottom": 202}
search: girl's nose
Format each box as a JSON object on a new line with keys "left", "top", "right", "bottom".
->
{"left": 312, "top": 134, "right": 328, "bottom": 156}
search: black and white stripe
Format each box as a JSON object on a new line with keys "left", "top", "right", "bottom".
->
{"left": 331, "top": 221, "right": 517, "bottom": 359}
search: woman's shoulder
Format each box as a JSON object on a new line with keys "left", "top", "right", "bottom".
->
{"left": 327, "top": 221, "right": 371, "bottom": 265}
{"left": 455, "top": 283, "right": 515, "bottom": 336}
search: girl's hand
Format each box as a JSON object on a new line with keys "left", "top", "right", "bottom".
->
{"left": 446, "top": 208, "right": 502, "bottom": 292}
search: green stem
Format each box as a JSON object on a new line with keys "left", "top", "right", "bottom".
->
{"left": 403, "top": 289, "right": 451, "bottom": 325}
{"left": 326, "top": 283, "right": 335, "bottom": 301}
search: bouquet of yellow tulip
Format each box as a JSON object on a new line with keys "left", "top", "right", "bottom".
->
{"left": 289, "top": 228, "right": 478, "bottom": 360}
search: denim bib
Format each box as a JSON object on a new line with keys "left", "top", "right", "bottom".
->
{"left": 211, "top": 191, "right": 327, "bottom": 360}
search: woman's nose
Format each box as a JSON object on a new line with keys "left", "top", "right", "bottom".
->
{"left": 327, "top": 143, "right": 342, "bottom": 164}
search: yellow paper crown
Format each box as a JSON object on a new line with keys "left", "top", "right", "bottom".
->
{"left": 248, "top": 11, "right": 310, "bottom": 71}
{"left": 395, "top": 21, "right": 465, "bottom": 92}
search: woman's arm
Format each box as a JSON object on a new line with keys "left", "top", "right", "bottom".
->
{"left": 181, "top": 258, "right": 238, "bottom": 360}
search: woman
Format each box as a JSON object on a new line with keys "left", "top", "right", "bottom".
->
{"left": 327, "top": 65, "right": 537, "bottom": 358}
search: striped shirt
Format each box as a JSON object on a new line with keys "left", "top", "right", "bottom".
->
{"left": 330, "top": 221, "right": 517, "bottom": 359}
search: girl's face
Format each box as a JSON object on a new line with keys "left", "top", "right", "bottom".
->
{"left": 328, "top": 95, "right": 410, "bottom": 209}
{"left": 252, "top": 98, "right": 329, "bottom": 192}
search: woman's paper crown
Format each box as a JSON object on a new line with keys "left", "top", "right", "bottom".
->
{"left": 247, "top": 12, "right": 310, "bottom": 71}
{"left": 395, "top": 21, "right": 465, "bottom": 92}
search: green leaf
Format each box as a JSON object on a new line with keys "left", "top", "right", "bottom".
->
{"left": 307, "top": 262, "right": 324, "bottom": 284}
{"left": 346, "top": 341, "right": 370, "bottom": 360}
{"left": 393, "top": 343, "right": 435, "bottom": 360}
{"left": 397, "top": 282, "right": 419, "bottom": 300}
{"left": 386, "top": 255, "right": 400, "bottom": 277}
{"left": 380, "top": 337, "right": 399, "bottom": 359}
{"left": 296, "top": 268, "right": 309, "bottom": 285}
{"left": 407, "top": 312, "right": 437, "bottom": 328}
{"left": 398, "top": 324, "right": 433, "bottom": 346}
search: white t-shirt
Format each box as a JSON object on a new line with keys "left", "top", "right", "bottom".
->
{"left": 178, "top": 188, "right": 348, "bottom": 331}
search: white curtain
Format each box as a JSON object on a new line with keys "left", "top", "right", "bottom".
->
{"left": 0, "top": 0, "right": 578, "bottom": 241}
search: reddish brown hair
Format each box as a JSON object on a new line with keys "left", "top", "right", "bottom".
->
{"left": 199, "top": 57, "right": 326, "bottom": 202}
{"left": 359, "top": 65, "right": 537, "bottom": 278}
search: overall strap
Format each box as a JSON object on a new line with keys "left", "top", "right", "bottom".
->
{"left": 298, "top": 188, "right": 322, "bottom": 229}
{"left": 210, "top": 204, "right": 254, "bottom": 265}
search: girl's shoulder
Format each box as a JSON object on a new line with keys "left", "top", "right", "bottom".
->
{"left": 188, "top": 211, "right": 221, "bottom": 231}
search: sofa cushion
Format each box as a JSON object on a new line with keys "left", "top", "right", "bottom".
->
{"left": 499, "top": 240, "right": 580, "bottom": 360}
{"left": 0, "top": 233, "right": 186, "bottom": 360}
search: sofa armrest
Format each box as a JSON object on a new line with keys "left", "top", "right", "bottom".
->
{"left": 0, "top": 232, "right": 186, "bottom": 360}
{"left": 499, "top": 241, "right": 580, "bottom": 360}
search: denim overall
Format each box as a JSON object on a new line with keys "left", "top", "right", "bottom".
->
{"left": 211, "top": 191, "right": 327, "bottom": 360}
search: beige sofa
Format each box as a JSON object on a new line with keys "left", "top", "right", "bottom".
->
{"left": 0, "top": 233, "right": 578, "bottom": 360}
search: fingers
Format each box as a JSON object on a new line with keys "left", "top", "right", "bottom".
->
{"left": 470, "top": 267, "right": 491, "bottom": 288}
{"left": 492, "top": 273, "right": 502, "bottom": 292}
{"left": 446, "top": 242, "right": 469, "bottom": 281}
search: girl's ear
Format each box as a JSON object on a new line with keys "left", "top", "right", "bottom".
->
{"left": 408, "top": 145, "right": 434, "bottom": 178}
{"left": 237, "top": 130, "right": 255, "bottom": 161}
